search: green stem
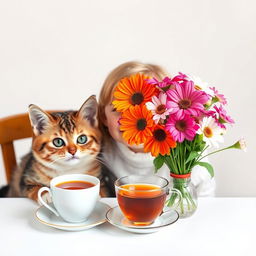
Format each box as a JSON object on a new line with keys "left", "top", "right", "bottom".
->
{"left": 183, "top": 142, "right": 186, "bottom": 173}
{"left": 184, "top": 191, "right": 191, "bottom": 211}
{"left": 180, "top": 194, "right": 184, "bottom": 214}
{"left": 180, "top": 143, "right": 184, "bottom": 174}
{"left": 165, "top": 151, "right": 177, "bottom": 174}
{"left": 172, "top": 148, "right": 180, "bottom": 174}
{"left": 198, "top": 145, "right": 233, "bottom": 162}
{"left": 191, "top": 138, "right": 196, "bottom": 152}
{"left": 190, "top": 145, "right": 209, "bottom": 169}
{"left": 196, "top": 145, "right": 209, "bottom": 160}
{"left": 186, "top": 140, "right": 196, "bottom": 172}
{"left": 167, "top": 193, "right": 177, "bottom": 207}
{"left": 176, "top": 146, "right": 182, "bottom": 174}
{"left": 186, "top": 191, "right": 197, "bottom": 209}
{"left": 171, "top": 179, "right": 197, "bottom": 216}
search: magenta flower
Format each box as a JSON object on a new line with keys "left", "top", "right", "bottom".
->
{"left": 146, "top": 77, "right": 161, "bottom": 86}
{"left": 147, "top": 77, "right": 176, "bottom": 91}
{"left": 166, "top": 114, "right": 199, "bottom": 142}
{"left": 213, "top": 105, "right": 235, "bottom": 128}
{"left": 146, "top": 73, "right": 189, "bottom": 92}
{"left": 210, "top": 87, "right": 227, "bottom": 105}
{"left": 171, "top": 72, "right": 189, "bottom": 82}
{"left": 191, "top": 109, "right": 216, "bottom": 124}
{"left": 201, "top": 109, "right": 216, "bottom": 117}
{"left": 167, "top": 80, "right": 209, "bottom": 119}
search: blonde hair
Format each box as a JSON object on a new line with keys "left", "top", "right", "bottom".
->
{"left": 98, "top": 61, "right": 169, "bottom": 143}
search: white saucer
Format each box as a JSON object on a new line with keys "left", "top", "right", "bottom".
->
{"left": 35, "top": 201, "right": 110, "bottom": 231}
{"left": 106, "top": 206, "right": 179, "bottom": 234}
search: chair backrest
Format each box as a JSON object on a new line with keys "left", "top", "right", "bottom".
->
{"left": 0, "top": 113, "right": 32, "bottom": 183}
{"left": 0, "top": 111, "right": 59, "bottom": 184}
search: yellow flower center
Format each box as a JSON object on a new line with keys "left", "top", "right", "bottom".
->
{"left": 203, "top": 127, "right": 213, "bottom": 138}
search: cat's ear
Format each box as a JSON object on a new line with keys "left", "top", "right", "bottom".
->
{"left": 28, "top": 104, "right": 53, "bottom": 135}
{"left": 77, "top": 95, "right": 98, "bottom": 127}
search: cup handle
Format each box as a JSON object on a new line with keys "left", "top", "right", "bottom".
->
{"left": 166, "top": 188, "right": 183, "bottom": 210}
{"left": 38, "top": 187, "right": 59, "bottom": 216}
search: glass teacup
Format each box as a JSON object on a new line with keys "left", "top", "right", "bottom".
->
{"left": 115, "top": 175, "right": 169, "bottom": 226}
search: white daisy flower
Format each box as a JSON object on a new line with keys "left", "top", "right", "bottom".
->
{"left": 198, "top": 116, "right": 225, "bottom": 148}
{"left": 146, "top": 93, "right": 172, "bottom": 124}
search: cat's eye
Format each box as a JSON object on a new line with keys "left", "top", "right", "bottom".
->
{"left": 53, "top": 138, "right": 65, "bottom": 147}
{"left": 77, "top": 135, "right": 87, "bottom": 144}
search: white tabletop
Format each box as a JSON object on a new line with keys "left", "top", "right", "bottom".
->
{"left": 0, "top": 197, "right": 255, "bottom": 256}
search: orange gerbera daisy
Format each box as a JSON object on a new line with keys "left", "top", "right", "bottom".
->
{"left": 144, "top": 125, "right": 176, "bottom": 157}
{"left": 112, "top": 73, "right": 157, "bottom": 112}
{"left": 120, "top": 105, "right": 154, "bottom": 145}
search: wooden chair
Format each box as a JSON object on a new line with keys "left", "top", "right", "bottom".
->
{"left": 0, "top": 110, "right": 59, "bottom": 184}
{"left": 0, "top": 113, "right": 32, "bottom": 184}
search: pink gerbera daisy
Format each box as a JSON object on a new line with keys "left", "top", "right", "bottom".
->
{"left": 166, "top": 114, "right": 199, "bottom": 142}
{"left": 210, "top": 87, "right": 227, "bottom": 105}
{"left": 147, "top": 77, "right": 176, "bottom": 92}
{"left": 167, "top": 80, "right": 209, "bottom": 119}
{"left": 147, "top": 73, "right": 189, "bottom": 92}
{"left": 171, "top": 72, "right": 189, "bottom": 82}
{"left": 146, "top": 92, "right": 173, "bottom": 124}
{"left": 213, "top": 105, "right": 235, "bottom": 128}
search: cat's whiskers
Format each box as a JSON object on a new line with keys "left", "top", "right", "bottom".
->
{"left": 96, "top": 156, "right": 112, "bottom": 170}
{"left": 81, "top": 148, "right": 110, "bottom": 169}
{"left": 95, "top": 157, "right": 108, "bottom": 166}
{"left": 47, "top": 156, "right": 67, "bottom": 168}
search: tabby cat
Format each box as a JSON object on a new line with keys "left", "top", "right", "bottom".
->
{"left": 7, "top": 95, "right": 112, "bottom": 201}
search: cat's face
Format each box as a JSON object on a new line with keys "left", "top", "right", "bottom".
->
{"left": 28, "top": 96, "right": 101, "bottom": 169}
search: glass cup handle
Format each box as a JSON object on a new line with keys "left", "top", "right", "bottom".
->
{"left": 166, "top": 188, "right": 183, "bottom": 210}
{"left": 38, "top": 187, "right": 59, "bottom": 216}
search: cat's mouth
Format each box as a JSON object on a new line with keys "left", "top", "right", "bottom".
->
{"left": 66, "top": 156, "right": 80, "bottom": 161}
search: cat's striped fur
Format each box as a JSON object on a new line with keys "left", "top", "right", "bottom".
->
{"left": 8, "top": 96, "right": 112, "bottom": 201}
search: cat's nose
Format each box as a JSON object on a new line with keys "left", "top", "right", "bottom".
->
{"left": 68, "top": 146, "right": 77, "bottom": 155}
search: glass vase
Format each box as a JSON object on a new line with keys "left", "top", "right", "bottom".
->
{"left": 167, "top": 173, "right": 197, "bottom": 218}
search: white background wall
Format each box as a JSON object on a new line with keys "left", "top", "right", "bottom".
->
{"left": 0, "top": 0, "right": 255, "bottom": 196}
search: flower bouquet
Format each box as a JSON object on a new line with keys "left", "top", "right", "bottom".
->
{"left": 112, "top": 73, "right": 245, "bottom": 218}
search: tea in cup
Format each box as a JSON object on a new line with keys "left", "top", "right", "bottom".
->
{"left": 115, "top": 175, "right": 181, "bottom": 226}
{"left": 38, "top": 174, "right": 100, "bottom": 223}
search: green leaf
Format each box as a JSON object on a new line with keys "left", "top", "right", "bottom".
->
{"left": 153, "top": 155, "right": 165, "bottom": 172}
{"left": 194, "top": 141, "right": 206, "bottom": 152}
{"left": 199, "top": 140, "right": 206, "bottom": 150}
{"left": 198, "top": 134, "right": 204, "bottom": 142}
{"left": 185, "top": 151, "right": 199, "bottom": 164}
{"left": 195, "top": 162, "right": 214, "bottom": 177}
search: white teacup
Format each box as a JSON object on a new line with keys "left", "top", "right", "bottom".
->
{"left": 38, "top": 174, "right": 100, "bottom": 223}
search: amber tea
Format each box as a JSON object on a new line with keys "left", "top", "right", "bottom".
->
{"left": 117, "top": 183, "right": 167, "bottom": 225}
{"left": 56, "top": 180, "right": 95, "bottom": 190}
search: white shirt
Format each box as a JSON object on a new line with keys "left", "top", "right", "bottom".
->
{"left": 103, "top": 141, "right": 215, "bottom": 196}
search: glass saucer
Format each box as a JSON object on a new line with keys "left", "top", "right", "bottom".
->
{"left": 35, "top": 201, "right": 110, "bottom": 231}
{"left": 106, "top": 206, "right": 179, "bottom": 233}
